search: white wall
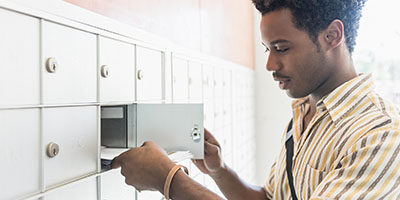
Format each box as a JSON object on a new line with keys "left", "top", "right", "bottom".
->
{"left": 253, "top": 9, "right": 292, "bottom": 186}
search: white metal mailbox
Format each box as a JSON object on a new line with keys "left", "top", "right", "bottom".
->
{"left": 101, "top": 103, "right": 204, "bottom": 159}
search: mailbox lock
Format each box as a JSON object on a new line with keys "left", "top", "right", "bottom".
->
{"left": 137, "top": 69, "right": 144, "bottom": 80}
{"left": 46, "top": 57, "right": 58, "bottom": 73}
{"left": 101, "top": 65, "right": 110, "bottom": 78}
{"left": 191, "top": 125, "right": 201, "bottom": 143}
{"left": 46, "top": 142, "right": 60, "bottom": 158}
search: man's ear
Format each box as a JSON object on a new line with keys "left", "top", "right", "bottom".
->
{"left": 321, "top": 19, "right": 344, "bottom": 51}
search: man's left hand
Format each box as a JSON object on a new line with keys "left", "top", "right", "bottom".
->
{"left": 111, "top": 141, "right": 176, "bottom": 192}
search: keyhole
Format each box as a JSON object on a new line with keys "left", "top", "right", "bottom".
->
{"left": 53, "top": 148, "right": 57, "bottom": 155}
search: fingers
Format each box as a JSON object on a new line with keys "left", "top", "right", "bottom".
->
{"left": 140, "top": 141, "right": 153, "bottom": 147}
{"left": 111, "top": 148, "right": 131, "bottom": 169}
{"left": 191, "top": 159, "right": 209, "bottom": 174}
{"left": 111, "top": 155, "right": 122, "bottom": 169}
{"left": 204, "top": 128, "right": 221, "bottom": 147}
{"left": 192, "top": 159, "right": 204, "bottom": 165}
{"left": 204, "top": 140, "right": 220, "bottom": 156}
{"left": 111, "top": 152, "right": 125, "bottom": 169}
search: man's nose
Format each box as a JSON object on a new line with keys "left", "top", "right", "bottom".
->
{"left": 266, "top": 53, "right": 280, "bottom": 72}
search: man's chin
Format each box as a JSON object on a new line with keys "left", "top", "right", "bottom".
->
{"left": 286, "top": 90, "right": 308, "bottom": 99}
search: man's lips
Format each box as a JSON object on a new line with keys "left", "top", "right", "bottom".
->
{"left": 272, "top": 72, "right": 290, "bottom": 81}
{"left": 272, "top": 73, "right": 291, "bottom": 89}
{"left": 273, "top": 77, "right": 291, "bottom": 82}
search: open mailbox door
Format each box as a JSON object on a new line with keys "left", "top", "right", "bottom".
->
{"left": 101, "top": 104, "right": 204, "bottom": 159}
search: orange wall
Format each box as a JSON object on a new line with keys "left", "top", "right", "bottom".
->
{"left": 63, "top": 0, "right": 255, "bottom": 69}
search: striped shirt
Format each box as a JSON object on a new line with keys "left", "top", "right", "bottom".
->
{"left": 264, "top": 74, "right": 400, "bottom": 199}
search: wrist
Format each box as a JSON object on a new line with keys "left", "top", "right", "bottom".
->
{"left": 156, "top": 162, "right": 176, "bottom": 193}
{"left": 209, "top": 162, "right": 228, "bottom": 180}
{"left": 168, "top": 169, "right": 189, "bottom": 199}
{"left": 160, "top": 164, "right": 189, "bottom": 198}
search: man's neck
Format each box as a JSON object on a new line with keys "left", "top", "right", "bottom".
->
{"left": 311, "top": 53, "right": 357, "bottom": 104}
{"left": 304, "top": 46, "right": 357, "bottom": 131}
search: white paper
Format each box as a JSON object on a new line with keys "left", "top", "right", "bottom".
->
{"left": 101, "top": 147, "right": 194, "bottom": 163}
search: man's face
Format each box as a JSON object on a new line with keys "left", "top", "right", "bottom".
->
{"left": 260, "top": 9, "right": 331, "bottom": 98}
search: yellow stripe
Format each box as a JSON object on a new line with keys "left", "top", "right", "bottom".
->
{"left": 346, "top": 97, "right": 371, "bottom": 117}
{"left": 344, "top": 134, "right": 395, "bottom": 199}
{"left": 333, "top": 114, "right": 388, "bottom": 162}
{"left": 324, "top": 77, "right": 358, "bottom": 106}
{"left": 374, "top": 162, "right": 400, "bottom": 199}
{"left": 328, "top": 130, "right": 378, "bottom": 196}
{"left": 368, "top": 93, "right": 379, "bottom": 106}
{"left": 293, "top": 117, "right": 332, "bottom": 181}
{"left": 331, "top": 82, "right": 372, "bottom": 118}
{"left": 325, "top": 131, "right": 380, "bottom": 197}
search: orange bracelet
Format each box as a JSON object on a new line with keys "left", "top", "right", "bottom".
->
{"left": 163, "top": 165, "right": 189, "bottom": 200}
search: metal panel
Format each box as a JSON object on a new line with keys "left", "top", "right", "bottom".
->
{"left": 135, "top": 104, "right": 204, "bottom": 159}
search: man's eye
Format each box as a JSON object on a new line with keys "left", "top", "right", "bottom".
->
{"left": 276, "top": 47, "right": 289, "bottom": 53}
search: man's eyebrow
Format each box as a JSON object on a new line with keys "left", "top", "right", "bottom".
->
{"left": 262, "top": 40, "right": 290, "bottom": 48}
{"left": 270, "top": 39, "right": 290, "bottom": 46}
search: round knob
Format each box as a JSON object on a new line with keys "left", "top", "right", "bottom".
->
{"left": 101, "top": 65, "right": 110, "bottom": 78}
{"left": 46, "top": 142, "right": 60, "bottom": 158}
{"left": 137, "top": 69, "right": 144, "bottom": 80}
{"left": 46, "top": 57, "right": 58, "bottom": 73}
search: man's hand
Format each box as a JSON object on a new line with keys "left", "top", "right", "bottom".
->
{"left": 111, "top": 141, "right": 175, "bottom": 192}
{"left": 192, "top": 129, "right": 226, "bottom": 176}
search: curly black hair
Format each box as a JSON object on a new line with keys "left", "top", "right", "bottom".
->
{"left": 252, "top": 0, "right": 367, "bottom": 54}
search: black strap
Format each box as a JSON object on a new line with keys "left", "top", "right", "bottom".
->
{"left": 285, "top": 119, "right": 298, "bottom": 200}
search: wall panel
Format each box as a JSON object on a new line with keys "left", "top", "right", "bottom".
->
{"left": 63, "top": 0, "right": 254, "bottom": 68}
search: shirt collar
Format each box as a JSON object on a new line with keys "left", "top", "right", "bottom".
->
{"left": 291, "top": 97, "right": 309, "bottom": 109}
{"left": 290, "top": 74, "right": 374, "bottom": 127}
{"left": 321, "top": 74, "right": 374, "bottom": 124}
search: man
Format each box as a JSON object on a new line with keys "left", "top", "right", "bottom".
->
{"left": 112, "top": 0, "right": 400, "bottom": 199}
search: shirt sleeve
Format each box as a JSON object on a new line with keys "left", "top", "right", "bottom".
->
{"left": 310, "top": 129, "right": 400, "bottom": 199}
{"left": 264, "top": 161, "right": 277, "bottom": 199}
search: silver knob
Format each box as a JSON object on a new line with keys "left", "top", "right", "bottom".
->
{"left": 46, "top": 57, "right": 58, "bottom": 73}
{"left": 137, "top": 69, "right": 144, "bottom": 80}
{"left": 191, "top": 125, "right": 201, "bottom": 143}
{"left": 101, "top": 65, "right": 110, "bottom": 78}
{"left": 46, "top": 142, "right": 60, "bottom": 158}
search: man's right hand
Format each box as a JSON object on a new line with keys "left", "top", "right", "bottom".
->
{"left": 192, "top": 129, "right": 226, "bottom": 176}
{"left": 192, "top": 129, "right": 268, "bottom": 200}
